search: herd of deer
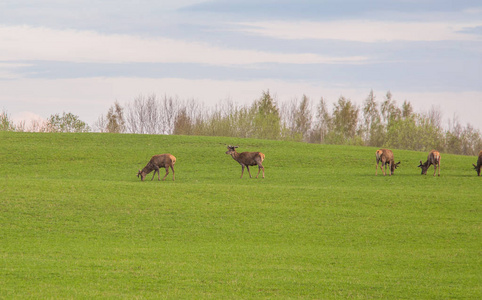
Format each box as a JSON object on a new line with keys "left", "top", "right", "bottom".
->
{"left": 137, "top": 146, "right": 482, "bottom": 181}
{"left": 376, "top": 148, "right": 482, "bottom": 177}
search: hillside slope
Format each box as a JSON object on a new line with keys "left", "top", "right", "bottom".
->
{"left": 0, "top": 132, "right": 480, "bottom": 298}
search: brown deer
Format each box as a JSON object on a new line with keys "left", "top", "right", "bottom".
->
{"left": 137, "top": 154, "right": 176, "bottom": 181}
{"left": 226, "top": 145, "right": 265, "bottom": 179}
{"left": 473, "top": 150, "right": 482, "bottom": 176}
{"left": 418, "top": 150, "right": 441, "bottom": 176}
{"left": 375, "top": 149, "right": 400, "bottom": 176}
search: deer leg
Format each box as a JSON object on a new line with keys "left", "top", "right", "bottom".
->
{"left": 151, "top": 166, "right": 160, "bottom": 181}
{"left": 240, "top": 165, "right": 245, "bottom": 178}
{"left": 434, "top": 163, "right": 440, "bottom": 177}
{"left": 376, "top": 161, "right": 379, "bottom": 176}
{"left": 382, "top": 162, "right": 386, "bottom": 176}
{"left": 246, "top": 166, "right": 253, "bottom": 178}
{"left": 256, "top": 163, "right": 265, "bottom": 178}
{"left": 162, "top": 166, "right": 169, "bottom": 181}
{"left": 170, "top": 165, "right": 175, "bottom": 181}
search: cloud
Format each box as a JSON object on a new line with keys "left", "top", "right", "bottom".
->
{"left": 235, "top": 20, "right": 482, "bottom": 42}
{"left": 0, "top": 63, "right": 33, "bottom": 79}
{"left": 0, "top": 25, "right": 367, "bottom": 65}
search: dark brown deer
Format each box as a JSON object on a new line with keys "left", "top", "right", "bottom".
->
{"left": 418, "top": 150, "right": 441, "bottom": 176}
{"left": 375, "top": 149, "right": 400, "bottom": 176}
{"left": 137, "top": 154, "right": 176, "bottom": 181}
{"left": 473, "top": 150, "right": 482, "bottom": 176}
{"left": 226, "top": 145, "right": 265, "bottom": 179}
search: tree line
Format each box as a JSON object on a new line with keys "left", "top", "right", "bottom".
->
{"left": 1, "top": 90, "right": 481, "bottom": 156}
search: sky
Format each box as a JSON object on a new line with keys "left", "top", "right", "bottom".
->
{"left": 1, "top": 0, "right": 481, "bottom": 130}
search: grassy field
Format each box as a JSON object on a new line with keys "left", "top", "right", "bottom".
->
{"left": 0, "top": 131, "right": 480, "bottom": 299}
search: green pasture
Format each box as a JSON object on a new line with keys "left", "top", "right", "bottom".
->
{"left": 0, "top": 132, "right": 480, "bottom": 298}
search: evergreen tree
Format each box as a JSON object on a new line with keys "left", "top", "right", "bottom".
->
{"left": 250, "top": 90, "right": 281, "bottom": 140}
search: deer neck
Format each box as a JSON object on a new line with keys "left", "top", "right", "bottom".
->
{"left": 230, "top": 151, "right": 241, "bottom": 161}
{"left": 141, "top": 164, "right": 153, "bottom": 175}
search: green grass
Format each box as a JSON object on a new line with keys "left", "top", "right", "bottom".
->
{"left": 0, "top": 132, "right": 480, "bottom": 299}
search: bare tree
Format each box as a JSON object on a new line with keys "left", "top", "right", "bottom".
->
{"left": 93, "top": 114, "right": 108, "bottom": 133}
{"left": 381, "top": 91, "right": 401, "bottom": 125}
{"left": 427, "top": 105, "right": 443, "bottom": 129}
{"left": 313, "top": 97, "right": 332, "bottom": 143}
{"left": 125, "top": 94, "right": 164, "bottom": 134}
{"left": 362, "top": 90, "right": 382, "bottom": 146}
{"left": 295, "top": 95, "right": 312, "bottom": 142}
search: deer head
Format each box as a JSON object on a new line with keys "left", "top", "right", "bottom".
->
{"left": 418, "top": 160, "right": 428, "bottom": 175}
{"left": 137, "top": 170, "right": 146, "bottom": 181}
{"left": 390, "top": 161, "right": 401, "bottom": 174}
{"left": 388, "top": 161, "right": 401, "bottom": 175}
{"left": 473, "top": 163, "right": 481, "bottom": 176}
{"left": 225, "top": 145, "right": 238, "bottom": 155}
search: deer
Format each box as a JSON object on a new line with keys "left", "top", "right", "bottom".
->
{"left": 418, "top": 150, "right": 441, "bottom": 176}
{"left": 225, "top": 145, "right": 265, "bottom": 179}
{"left": 375, "top": 149, "right": 400, "bottom": 176}
{"left": 137, "top": 154, "right": 176, "bottom": 181}
{"left": 473, "top": 150, "right": 482, "bottom": 176}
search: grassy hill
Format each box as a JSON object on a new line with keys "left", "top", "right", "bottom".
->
{"left": 0, "top": 132, "right": 480, "bottom": 298}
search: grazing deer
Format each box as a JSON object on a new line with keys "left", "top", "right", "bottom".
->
{"left": 226, "top": 145, "right": 265, "bottom": 178}
{"left": 473, "top": 150, "right": 482, "bottom": 176}
{"left": 418, "top": 150, "right": 441, "bottom": 176}
{"left": 375, "top": 149, "right": 400, "bottom": 176}
{"left": 137, "top": 154, "right": 176, "bottom": 181}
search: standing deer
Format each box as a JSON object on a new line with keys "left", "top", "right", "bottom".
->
{"left": 473, "top": 150, "right": 482, "bottom": 176}
{"left": 418, "top": 150, "right": 441, "bottom": 176}
{"left": 137, "top": 154, "right": 176, "bottom": 181}
{"left": 375, "top": 149, "right": 400, "bottom": 176}
{"left": 225, "top": 145, "right": 265, "bottom": 179}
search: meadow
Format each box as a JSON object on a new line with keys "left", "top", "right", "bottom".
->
{"left": 0, "top": 131, "right": 480, "bottom": 299}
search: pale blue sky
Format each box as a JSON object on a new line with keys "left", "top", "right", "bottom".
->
{"left": 1, "top": 0, "right": 481, "bottom": 129}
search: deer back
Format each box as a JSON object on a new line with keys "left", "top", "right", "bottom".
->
{"left": 428, "top": 150, "right": 441, "bottom": 165}
{"left": 151, "top": 153, "right": 176, "bottom": 168}
{"left": 377, "top": 149, "right": 394, "bottom": 163}
{"left": 237, "top": 151, "right": 264, "bottom": 166}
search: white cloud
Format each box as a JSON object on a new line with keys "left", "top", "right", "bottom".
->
{"left": 0, "top": 25, "right": 367, "bottom": 65}
{"left": 235, "top": 20, "right": 482, "bottom": 42}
